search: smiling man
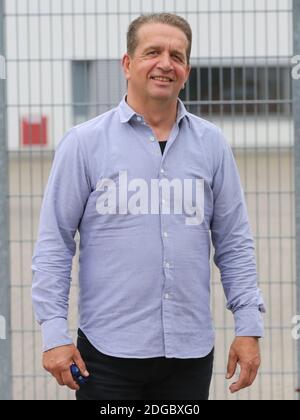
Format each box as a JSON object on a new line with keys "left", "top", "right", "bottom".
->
{"left": 122, "top": 19, "right": 191, "bottom": 142}
{"left": 32, "top": 13, "right": 265, "bottom": 401}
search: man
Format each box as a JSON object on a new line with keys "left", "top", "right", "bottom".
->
{"left": 32, "top": 13, "right": 265, "bottom": 400}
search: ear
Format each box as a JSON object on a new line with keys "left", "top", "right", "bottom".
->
{"left": 185, "top": 65, "right": 191, "bottom": 83}
{"left": 122, "top": 54, "right": 131, "bottom": 81}
{"left": 182, "top": 65, "right": 191, "bottom": 90}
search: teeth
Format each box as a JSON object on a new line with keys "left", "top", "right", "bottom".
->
{"left": 152, "top": 77, "right": 172, "bottom": 82}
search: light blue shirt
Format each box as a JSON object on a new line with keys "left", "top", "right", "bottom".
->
{"left": 32, "top": 95, "right": 265, "bottom": 358}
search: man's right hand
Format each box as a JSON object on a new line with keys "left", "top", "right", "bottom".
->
{"left": 43, "top": 344, "right": 89, "bottom": 391}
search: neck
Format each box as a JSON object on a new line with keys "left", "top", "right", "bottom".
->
{"left": 126, "top": 92, "right": 178, "bottom": 129}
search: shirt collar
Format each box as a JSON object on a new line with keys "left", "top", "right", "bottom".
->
{"left": 176, "top": 97, "right": 191, "bottom": 127}
{"left": 118, "top": 94, "right": 191, "bottom": 127}
{"left": 118, "top": 95, "right": 139, "bottom": 123}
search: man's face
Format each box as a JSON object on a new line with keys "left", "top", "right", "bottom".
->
{"left": 123, "top": 23, "right": 191, "bottom": 103}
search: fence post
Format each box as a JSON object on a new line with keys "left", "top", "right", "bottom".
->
{"left": 0, "top": 0, "right": 12, "bottom": 401}
{"left": 293, "top": 0, "right": 300, "bottom": 400}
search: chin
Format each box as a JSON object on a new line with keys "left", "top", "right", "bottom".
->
{"left": 148, "top": 91, "right": 174, "bottom": 101}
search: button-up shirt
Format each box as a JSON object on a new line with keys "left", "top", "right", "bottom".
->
{"left": 32, "top": 95, "right": 265, "bottom": 357}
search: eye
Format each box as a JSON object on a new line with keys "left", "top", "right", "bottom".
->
{"left": 148, "top": 51, "right": 158, "bottom": 56}
{"left": 173, "top": 55, "right": 183, "bottom": 62}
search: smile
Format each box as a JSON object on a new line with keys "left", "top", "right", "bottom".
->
{"left": 151, "top": 76, "right": 173, "bottom": 82}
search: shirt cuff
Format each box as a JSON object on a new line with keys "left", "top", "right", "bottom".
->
{"left": 233, "top": 307, "right": 265, "bottom": 338}
{"left": 41, "top": 318, "right": 73, "bottom": 352}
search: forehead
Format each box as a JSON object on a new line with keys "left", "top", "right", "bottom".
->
{"left": 136, "top": 23, "right": 188, "bottom": 51}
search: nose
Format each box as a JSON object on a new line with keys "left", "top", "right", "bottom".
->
{"left": 157, "top": 52, "right": 174, "bottom": 71}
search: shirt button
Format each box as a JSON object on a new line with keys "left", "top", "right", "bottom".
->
{"left": 160, "top": 168, "right": 165, "bottom": 174}
{"left": 165, "top": 262, "right": 170, "bottom": 269}
{"left": 162, "top": 199, "right": 166, "bottom": 204}
{"left": 150, "top": 136, "right": 156, "bottom": 142}
{"left": 163, "top": 232, "right": 168, "bottom": 238}
{"left": 165, "top": 293, "right": 170, "bottom": 300}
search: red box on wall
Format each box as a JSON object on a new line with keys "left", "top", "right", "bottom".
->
{"left": 22, "top": 116, "right": 47, "bottom": 146}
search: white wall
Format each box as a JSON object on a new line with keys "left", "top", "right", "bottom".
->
{"left": 5, "top": 0, "right": 293, "bottom": 150}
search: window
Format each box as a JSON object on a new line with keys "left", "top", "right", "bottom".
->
{"left": 180, "top": 66, "right": 291, "bottom": 117}
{"left": 72, "top": 60, "right": 126, "bottom": 124}
{"left": 72, "top": 61, "right": 91, "bottom": 124}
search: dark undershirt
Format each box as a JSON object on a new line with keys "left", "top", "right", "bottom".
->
{"left": 159, "top": 140, "right": 168, "bottom": 155}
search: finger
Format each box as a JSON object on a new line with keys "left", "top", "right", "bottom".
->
{"left": 73, "top": 349, "right": 89, "bottom": 377}
{"left": 229, "top": 365, "right": 251, "bottom": 394}
{"left": 46, "top": 368, "right": 64, "bottom": 386}
{"left": 226, "top": 351, "right": 238, "bottom": 379}
{"left": 61, "top": 368, "right": 80, "bottom": 391}
{"left": 53, "top": 372, "right": 64, "bottom": 386}
{"left": 249, "top": 364, "right": 259, "bottom": 386}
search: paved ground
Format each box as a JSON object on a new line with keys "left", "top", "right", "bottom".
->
{"left": 7, "top": 150, "right": 298, "bottom": 400}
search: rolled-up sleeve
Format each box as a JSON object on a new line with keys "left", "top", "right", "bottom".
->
{"left": 210, "top": 131, "right": 266, "bottom": 338}
{"left": 31, "top": 129, "right": 91, "bottom": 351}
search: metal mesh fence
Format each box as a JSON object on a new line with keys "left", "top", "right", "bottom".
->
{"left": 0, "top": 0, "right": 298, "bottom": 400}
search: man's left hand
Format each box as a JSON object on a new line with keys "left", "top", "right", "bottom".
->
{"left": 226, "top": 336, "right": 261, "bottom": 394}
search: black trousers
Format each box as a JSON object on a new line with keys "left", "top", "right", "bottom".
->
{"left": 76, "top": 329, "right": 214, "bottom": 401}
